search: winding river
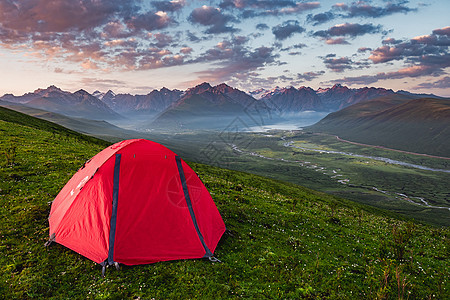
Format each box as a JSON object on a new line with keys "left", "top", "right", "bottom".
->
{"left": 231, "top": 141, "right": 450, "bottom": 211}
{"left": 282, "top": 140, "right": 450, "bottom": 174}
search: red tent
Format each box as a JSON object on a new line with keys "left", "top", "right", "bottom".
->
{"left": 47, "top": 139, "right": 225, "bottom": 271}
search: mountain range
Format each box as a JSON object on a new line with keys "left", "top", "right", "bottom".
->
{"left": 1, "top": 86, "right": 121, "bottom": 121}
{"left": 2, "top": 83, "right": 443, "bottom": 122}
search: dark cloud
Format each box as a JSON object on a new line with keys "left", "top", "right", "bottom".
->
{"left": 219, "top": 0, "right": 320, "bottom": 17}
{"left": 266, "top": 74, "right": 294, "bottom": 82}
{"left": 188, "top": 5, "right": 237, "bottom": 34}
{"left": 328, "top": 27, "right": 450, "bottom": 86}
{"left": 150, "top": 33, "right": 174, "bottom": 48}
{"left": 0, "top": 0, "right": 121, "bottom": 33}
{"left": 256, "top": 23, "right": 269, "bottom": 31}
{"left": 369, "top": 29, "right": 450, "bottom": 64}
{"left": 414, "top": 76, "right": 450, "bottom": 89}
{"left": 358, "top": 47, "right": 372, "bottom": 53}
{"left": 190, "top": 37, "right": 279, "bottom": 84}
{"left": 330, "top": 65, "right": 446, "bottom": 86}
{"left": 125, "top": 11, "right": 172, "bottom": 32}
{"left": 333, "top": 1, "right": 416, "bottom": 18}
{"left": 382, "top": 37, "right": 403, "bottom": 45}
{"left": 297, "top": 71, "right": 325, "bottom": 81}
{"left": 321, "top": 53, "right": 370, "bottom": 72}
{"left": 307, "top": 1, "right": 416, "bottom": 26}
{"left": 313, "top": 23, "right": 383, "bottom": 39}
{"left": 323, "top": 56, "right": 354, "bottom": 72}
{"left": 293, "top": 43, "right": 307, "bottom": 49}
{"left": 433, "top": 26, "right": 450, "bottom": 36}
{"left": 0, "top": 1, "right": 181, "bottom": 71}
{"left": 324, "top": 27, "right": 450, "bottom": 88}
{"left": 186, "top": 31, "right": 200, "bottom": 42}
{"left": 220, "top": 0, "right": 298, "bottom": 10}
{"left": 151, "top": 0, "right": 186, "bottom": 12}
{"left": 0, "top": 1, "right": 172, "bottom": 36}
{"left": 307, "top": 11, "right": 335, "bottom": 26}
{"left": 272, "top": 20, "right": 305, "bottom": 40}
{"left": 281, "top": 43, "right": 307, "bottom": 52}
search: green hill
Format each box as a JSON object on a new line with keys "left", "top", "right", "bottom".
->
{"left": 0, "top": 109, "right": 448, "bottom": 299}
{"left": 0, "top": 104, "right": 138, "bottom": 142}
{"left": 309, "top": 96, "right": 450, "bottom": 157}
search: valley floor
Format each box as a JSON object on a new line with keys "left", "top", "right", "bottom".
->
{"left": 161, "top": 130, "right": 450, "bottom": 227}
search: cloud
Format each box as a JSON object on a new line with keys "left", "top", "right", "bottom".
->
{"left": 323, "top": 56, "right": 354, "bottom": 72}
{"left": 382, "top": 37, "right": 403, "bottom": 45}
{"left": 307, "top": 11, "right": 335, "bottom": 26}
{"left": 180, "top": 47, "right": 193, "bottom": 54}
{"left": 219, "top": 0, "right": 318, "bottom": 11}
{"left": 151, "top": 0, "right": 186, "bottom": 12}
{"left": 125, "top": 11, "right": 172, "bottom": 32}
{"left": 297, "top": 71, "right": 325, "bottom": 81}
{"left": 325, "top": 38, "right": 350, "bottom": 45}
{"left": 0, "top": 1, "right": 172, "bottom": 35}
{"left": 188, "top": 5, "right": 237, "bottom": 34}
{"left": 307, "top": 1, "right": 416, "bottom": 26}
{"left": 330, "top": 65, "right": 447, "bottom": 86}
{"left": 313, "top": 23, "right": 383, "bottom": 39}
{"left": 272, "top": 20, "right": 305, "bottom": 40}
{"left": 358, "top": 47, "right": 372, "bottom": 53}
{"left": 189, "top": 37, "right": 279, "bottom": 85}
{"left": 79, "top": 77, "right": 128, "bottom": 91}
{"left": 0, "top": 0, "right": 117, "bottom": 33}
{"left": 414, "top": 76, "right": 450, "bottom": 89}
{"left": 149, "top": 33, "right": 174, "bottom": 48}
{"left": 219, "top": 0, "right": 298, "bottom": 9}
{"left": 333, "top": 1, "right": 417, "bottom": 18}
{"left": 219, "top": 0, "right": 320, "bottom": 17}
{"left": 0, "top": 1, "right": 181, "bottom": 71}
{"left": 328, "top": 26, "right": 450, "bottom": 86}
{"left": 369, "top": 27, "right": 450, "bottom": 64}
{"left": 256, "top": 23, "right": 269, "bottom": 31}
{"left": 322, "top": 53, "right": 370, "bottom": 72}
{"left": 273, "top": 2, "right": 321, "bottom": 15}
{"left": 433, "top": 26, "right": 450, "bottom": 36}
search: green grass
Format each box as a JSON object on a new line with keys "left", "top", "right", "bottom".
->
{"left": 194, "top": 130, "right": 449, "bottom": 226}
{"left": 1, "top": 110, "right": 449, "bottom": 299}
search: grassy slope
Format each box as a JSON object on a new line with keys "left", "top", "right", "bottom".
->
{"left": 0, "top": 110, "right": 449, "bottom": 299}
{"left": 0, "top": 105, "right": 138, "bottom": 142}
{"left": 309, "top": 96, "right": 450, "bottom": 157}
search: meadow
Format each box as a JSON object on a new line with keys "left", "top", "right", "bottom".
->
{"left": 169, "top": 130, "right": 449, "bottom": 227}
{"left": 0, "top": 107, "right": 448, "bottom": 299}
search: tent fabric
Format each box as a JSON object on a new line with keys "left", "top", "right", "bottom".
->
{"left": 48, "top": 139, "right": 226, "bottom": 266}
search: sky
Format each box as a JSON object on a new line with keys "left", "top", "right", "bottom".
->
{"left": 0, "top": 0, "right": 449, "bottom": 96}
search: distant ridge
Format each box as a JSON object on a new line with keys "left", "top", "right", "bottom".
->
{"left": 1, "top": 86, "right": 121, "bottom": 120}
{"left": 308, "top": 95, "right": 450, "bottom": 157}
{"left": 149, "top": 83, "right": 263, "bottom": 130}
{"left": 2, "top": 83, "right": 443, "bottom": 120}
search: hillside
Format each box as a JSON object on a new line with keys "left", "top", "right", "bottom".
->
{"left": 1, "top": 107, "right": 448, "bottom": 298}
{"left": 0, "top": 105, "right": 138, "bottom": 142}
{"left": 309, "top": 96, "right": 450, "bottom": 157}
